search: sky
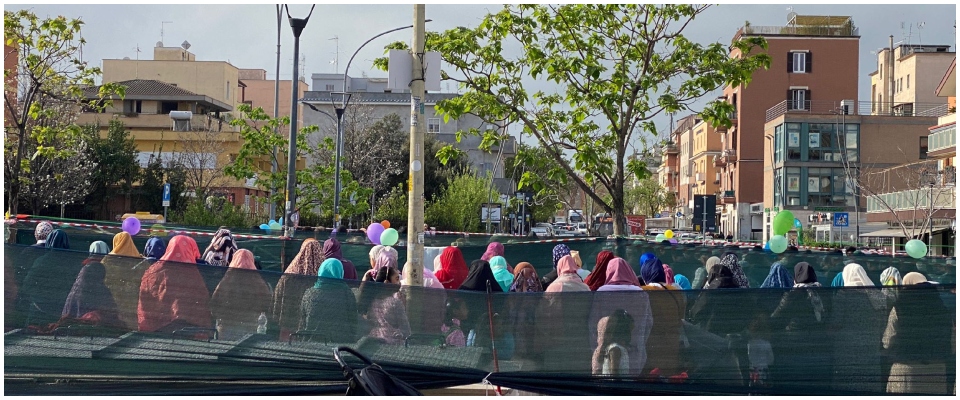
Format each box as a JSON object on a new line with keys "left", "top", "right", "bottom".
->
{"left": 6, "top": 2, "right": 957, "bottom": 147}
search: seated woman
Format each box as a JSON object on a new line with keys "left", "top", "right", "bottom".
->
{"left": 299, "top": 258, "right": 358, "bottom": 343}
{"left": 21, "top": 229, "right": 83, "bottom": 328}
{"left": 210, "top": 249, "right": 273, "bottom": 341}
{"left": 59, "top": 261, "right": 123, "bottom": 329}
{"left": 357, "top": 256, "right": 410, "bottom": 345}
{"left": 138, "top": 235, "right": 213, "bottom": 335}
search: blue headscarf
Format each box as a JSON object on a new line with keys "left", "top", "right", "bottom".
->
{"left": 830, "top": 273, "right": 845, "bottom": 287}
{"left": 316, "top": 258, "right": 344, "bottom": 288}
{"left": 488, "top": 256, "right": 514, "bottom": 292}
{"left": 46, "top": 229, "right": 70, "bottom": 250}
{"left": 552, "top": 244, "right": 571, "bottom": 268}
{"left": 760, "top": 262, "right": 794, "bottom": 288}
{"left": 143, "top": 237, "right": 167, "bottom": 260}
{"left": 639, "top": 252, "right": 656, "bottom": 269}
{"left": 674, "top": 274, "right": 692, "bottom": 290}
{"left": 640, "top": 255, "right": 666, "bottom": 285}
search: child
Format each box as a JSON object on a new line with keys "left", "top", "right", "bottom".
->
{"left": 592, "top": 309, "right": 635, "bottom": 376}
{"left": 441, "top": 297, "right": 468, "bottom": 347}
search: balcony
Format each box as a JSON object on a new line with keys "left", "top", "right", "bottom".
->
{"left": 867, "top": 186, "right": 955, "bottom": 213}
{"left": 735, "top": 23, "right": 858, "bottom": 42}
{"left": 663, "top": 141, "right": 679, "bottom": 155}
{"left": 76, "top": 112, "right": 236, "bottom": 132}
{"left": 722, "top": 149, "right": 738, "bottom": 163}
{"left": 928, "top": 124, "right": 956, "bottom": 155}
{"left": 695, "top": 172, "right": 705, "bottom": 182}
{"left": 713, "top": 154, "right": 726, "bottom": 168}
{"left": 721, "top": 190, "right": 736, "bottom": 205}
{"left": 765, "top": 100, "right": 951, "bottom": 122}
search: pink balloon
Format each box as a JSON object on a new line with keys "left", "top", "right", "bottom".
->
{"left": 366, "top": 223, "right": 385, "bottom": 245}
{"left": 122, "top": 217, "right": 141, "bottom": 236}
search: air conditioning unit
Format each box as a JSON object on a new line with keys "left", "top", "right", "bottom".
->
{"left": 808, "top": 215, "right": 816, "bottom": 223}
{"left": 839, "top": 100, "right": 856, "bottom": 115}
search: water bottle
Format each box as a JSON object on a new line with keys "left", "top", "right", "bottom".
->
{"left": 257, "top": 312, "right": 268, "bottom": 334}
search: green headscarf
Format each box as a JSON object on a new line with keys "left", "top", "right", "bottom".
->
{"left": 489, "top": 256, "right": 514, "bottom": 292}
{"left": 315, "top": 258, "right": 344, "bottom": 288}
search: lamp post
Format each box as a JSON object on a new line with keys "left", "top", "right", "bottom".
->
{"left": 282, "top": 4, "right": 316, "bottom": 238}
{"left": 328, "top": 20, "right": 433, "bottom": 233}
{"left": 832, "top": 107, "right": 860, "bottom": 245}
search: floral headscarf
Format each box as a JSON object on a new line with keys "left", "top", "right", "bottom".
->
{"left": 34, "top": 221, "right": 54, "bottom": 243}
{"left": 552, "top": 244, "right": 572, "bottom": 267}
{"left": 880, "top": 267, "right": 902, "bottom": 286}
{"left": 285, "top": 239, "right": 325, "bottom": 275}
{"left": 760, "top": 262, "right": 793, "bottom": 288}
{"left": 719, "top": 253, "right": 750, "bottom": 288}
{"left": 509, "top": 262, "right": 543, "bottom": 292}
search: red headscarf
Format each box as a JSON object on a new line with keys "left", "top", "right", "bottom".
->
{"left": 584, "top": 250, "right": 615, "bottom": 291}
{"left": 604, "top": 257, "right": 643, "bottom": 287}
{"left": 435, "top": 246, "right": 469, "bottom": 289}
{"left": 138, "top": 235, "right": 212, "bottom": 332}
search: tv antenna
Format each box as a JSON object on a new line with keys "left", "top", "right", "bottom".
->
{"left": 160, "top": 21, "right": 173, "bottom": 47}
{"left": 329, "top": 36, "right": 339, "bottom": 73}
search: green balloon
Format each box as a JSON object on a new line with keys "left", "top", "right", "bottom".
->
{"left": 772, "top": 211, "right": 795, "bottom": 235}
{"left": 905, "top": 239, "right": 927, "bottom": 259}
{"left": 769, "top": 235, "right": 789, "bottom": 254}
{"left": 655, "top": 234, "right": 666, "bottom": 242}
{"left": 380, "top": 228, "right": 399, "bottom": 247}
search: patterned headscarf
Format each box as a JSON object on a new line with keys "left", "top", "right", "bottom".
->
{"left": 88, "top": 241, "right": 110, "bottom": 255}
{"left": 202, "top": 228, "right": 238, "bottom": 266}
{"left": 110, "top": 232, "right": 142, "bottom": 258}
{"left": 34, "top": 221, "right": 54, "bottom": 243}
{"left": 793, "top": 261, "right": 824, "bottom": 322}
{"left": 880, "top": 267, "right": 902, "bottom": 286}
{"left": 760, "top": 262, "right": 794, "bottom": 288}
{"left": 719, "top": 253, "right": 750, "bottom": 288}
{"left": 552, "top": 244, "right": 572, "bottom": 267}
{"left": 510, "top": 262, "right": 543, "bottom": 292}
{"left": 143, "top": 237, "right": 167, "bottom": 260}
{"left": 228, "top": 249, "right": 258, "bottom": 270}
{"left": 285, "top": 239, "right": 325, "bottom": 275}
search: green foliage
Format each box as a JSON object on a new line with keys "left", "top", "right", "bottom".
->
{"left": 426, "top": 172, "right": 500, "bottom": 232}
{"left": 173, "top": 197, "right": 258, "bottom": 228}
{"left": 135, "top": 153, "right": 186, "bottom": 214}
{"left": 504, "top": 144, "right": 569, "bottom": 224}
{"left": 371, "top": 4, "right": 770, "bottom": 236}
{"left": 375, "top": 184, "right": 409, "bottom": 229}
{"left": 627, "top": 178, "right": 676, "bottom": 217}
{"left": 300, "top": 137, "right": 372, "bottom": 225}
{"left": 83, "top": 120, "right": 141, "bottom": 217}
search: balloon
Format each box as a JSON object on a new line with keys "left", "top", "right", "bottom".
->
{"left": 269, "top": 222, "right": 282, "bottom": 230}
{"left": 259, "top": 224, "right": 270, "bottom": 230}
{"left": 664, "top": 230, "right": 674, "bottom": 239}
{"left": 655, "top": 234, "right": 666, "bottom": 242}
{"left": 367, "top": 223, "right": 385, "bottom": 245}
{"left": 669, "top": 238, "right": 678, "bottom": 244}
{"left": 772, "top": 211, "right": 795, "bottom": 235}
{"left": 769, "top": 235, "right": 788, "bottom": 254}
{"left": 381, "top": 220, "right": 391, "bottom": 229}
{"left": 905, "top": 239, "right": 928, "bottom": 259}
{"left": 150, "top": 223, "right": 167, "bottom": 236}
{"left": 380, "top": 228, "right": 399, "bottom": 247}
{"left": 278, "top": 217, "right": 283, "bottom": 226}
{"left": 763, "top": 241, "right": 771, "bottom": 251}
{"left": 122, "top": 217, "right": 141, "bottom": 236}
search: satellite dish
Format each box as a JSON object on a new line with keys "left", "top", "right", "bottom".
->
{"left": 181, "top": 40, "right": 191, "bottom": 50}
{"left": 156, "top": 41, "right": 163, "bottom": 48}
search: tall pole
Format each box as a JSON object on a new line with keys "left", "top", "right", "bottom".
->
{"left": 403, "top": 4, "right": 426, "bottom": 287}
{"left": 283, "top": 5, "right": 315, "bottom": 238}
{"left": 270, "top": 4, "right": 282, "bottom": 222}
{"left": 333, "top": 105, "right": 345, "bottom": 231}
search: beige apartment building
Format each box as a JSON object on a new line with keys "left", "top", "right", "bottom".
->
{"left": 869, "top": 42, "right": 954, "bottom": 116}
{"left": 716, "top": 15, "right": 860, "bottom": 241}
{"left": 238, "top": 68, "right": 309, "bottom": 127}
{"left": 689, "top": 119, "right": 722, "bottom": 205}
{"left": 664, "top": 115, "right": 698, "bottom": 229}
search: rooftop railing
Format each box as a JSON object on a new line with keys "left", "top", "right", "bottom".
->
{"left": 738, "top": 24, "right": 859, "bottom": 38}
{"left": 765, "top": 100, "right": 951, "bottom": 122}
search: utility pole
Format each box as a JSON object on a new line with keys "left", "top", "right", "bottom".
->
{"left": 403, "top": 4, "right": 426, "bottom": 287}
{"left": 283, "top": 5, "right": 315, "bottom": 238}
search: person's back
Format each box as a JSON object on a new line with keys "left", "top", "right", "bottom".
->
{"left": 299, "top": 282, "right": 358, "bottom": 343}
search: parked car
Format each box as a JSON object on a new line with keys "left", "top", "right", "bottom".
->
{"left": 530, "top": 227, "right": 553, "bottom": 237}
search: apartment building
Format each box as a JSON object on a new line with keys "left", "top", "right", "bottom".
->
{"left": 662, "top": 115, "right": 698, "bottom": 229}
{"left": 716, "top": 14, "right": 860, "bottom": 240}
{"left": 237, "top": 68, "right": 309, "bottom": 126}
{"left": 869, "top": 42, "right": 954, "bottom": 116}
{"left": 689, "top": 119, "right": 723, "bottom": 222}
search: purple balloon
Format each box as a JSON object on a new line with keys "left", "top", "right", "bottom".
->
{"left": 669, "top": 238, "right": 679, "bottom": 244}
{"left": 367, "top": 223, "right": 385, "bottom": 245}
{"left": 122, "top": 217, "right": 141, "bottom": 236}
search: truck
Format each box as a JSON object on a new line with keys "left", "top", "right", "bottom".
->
{"left": 567, "top": 209, "right": 584, "bottom": 224}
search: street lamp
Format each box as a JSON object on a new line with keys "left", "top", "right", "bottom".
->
{"left": 282, "top": 4, "right": 316, "bottom": 238}
{"left": 328, "top": 19, "right": 433, "bottom": 233}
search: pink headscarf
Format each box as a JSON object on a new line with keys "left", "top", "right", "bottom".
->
{"left": 480, "top": 242, "right": 512, "bottom": 273}
{"left": 604, "top": 257, "right": 643, "bottom": 287}
{"left": 228, "top": 249, "right": 257, "bottom": 270}
{"left": 545, "top": 255, "right": 589, "bottom": 293}
{"left": 663, "top": 264, "right": 676, "bottom": 285}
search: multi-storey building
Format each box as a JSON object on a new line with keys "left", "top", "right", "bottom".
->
{"left": 689, "top": 119, "right": 723, "bottom": 225}
{"left": 716, "top": 14, "right": 860, "bottom": 240}
{"left": 237, "top": 68, "right": 309, "bottom": 127}
{"left": 869, "top": 42, "right": 954, "bottom": 116}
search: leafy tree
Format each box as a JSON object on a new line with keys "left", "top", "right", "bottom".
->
{"left": 174, "top": 197, "right": 257, "bottom": 228}
{"left": 375, "top": 183, "right": 410, "bottom": 229}
{"left": 83, "top": 120, "right": 141, "bottom": 219}
{"left": 504, "top": 143, "right": 580, "bottom": 223}
{"left": 175, "top": 126, "right": 230, "bottom": 199}
{"left": 135, "top": 153, "right": 186, "bottom": 216}
{"left": 627, "top": 177, "right": 676, "bottom": 218}
{"left": 426, "top": 172, "right": 500, "bottom": 232}
{"left": 374, "top": 5, "right": 770, "bottom": 235}
{"left": 301, "top": 137, "right": 372, "bottom": 226}
{"left": 3, "top": 10, "right": 124, "bottom": 216}
{"left": 20, "top": 134, "right": 96, "bottom": 215}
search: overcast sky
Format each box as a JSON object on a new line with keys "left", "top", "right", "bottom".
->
{"left": 7, "top": 2, "right": 957, "bottom": 147}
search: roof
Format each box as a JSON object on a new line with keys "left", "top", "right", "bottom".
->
{"left": 301, "top": 91, "right": 460, "bottom": 104}
{"left": 936, "top": 58, "right": 956, "bottom": 97}
{"left": 84, "top": 79, "right": 233, "bottom": 112}
{"left": 790, "top": 15, "right": 851, "bottom": 26}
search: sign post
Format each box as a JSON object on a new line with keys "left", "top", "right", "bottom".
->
{"left": 162, "top": 183, "right": 171, "bottom": 222}
{"left": 833, "top": 212, "right": 849, "bottom": 247}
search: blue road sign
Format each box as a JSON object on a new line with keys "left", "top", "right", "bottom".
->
{"left": 676, "top": 212, "right": 683, "bottom": 218}
{"left": 794, "top": 218, "right": 802, "bottom": 229}
{"left": 833, "top": 212, "right": 849, "bottom": 227}
{"left": 654, "top": 213, "right": 661, "bottom": 218}
{"left": 162, "top": 183, "right": 171, "bottom": 207}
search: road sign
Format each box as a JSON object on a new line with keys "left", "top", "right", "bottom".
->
{"left": 833, "top": 212, "right": 849, "bottom": 227}
{"left": 676, "top": 211, "right": 683, "bottom": 218}
{"left": 162, "top": 183, "right": 171, "bottom": 207}
{"left": 794, "top": 218, "right": 802, "bottom": 229}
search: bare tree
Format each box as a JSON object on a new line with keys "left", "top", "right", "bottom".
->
{"left": 174, "top": 124, "right": 230, "bottom": 199}
{"left": 860, "top": 158, "right": 955, "bottom": 240}
{"left": 20, "top": 134, "right": 97, "bottom": 216}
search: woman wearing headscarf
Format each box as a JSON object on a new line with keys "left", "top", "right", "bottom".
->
{"left": 273, "top": 238, "right": 324, "bottom": 341}
{"left": 399, "top": 256, "right": 447, "bottom": 336}
{"left": 589, "top": 257, "right": 654, "bottom": 375}
{"left": 368, "top": 245, "right": 385, "bottom": 269}
{"left": 768, "top": 262, "right": 829, "bottom": 388}
{"left": 536, "top": 254, "right": 593, "bottom": 372}
{"left": 583, "top": 250, "right": 615, "bottom": 291}
{"left": 14, "top": 221, "right": 56, "bottom": 290}
{"left": 85, "top": 241, "right": 110, "bottom": 266}
{"left": 60, "top": 262, "right": 122, "bottom": 329}
{"left": 142, "top": 236, "right": 167, "bottom": 261}
{"left": 506, "top": 262, "right": 543, "bottom": 361}
{"left": 674, "top": 274, "right": 692, "bottom": 290}
{"left": 830, "top": 273, "right": 845, "bottom": 287}
{"left": 638, "top": 255, "right": 686, "bottom": 377}
{"left": 21, "top": 230, "right": 84, "bottom": 327}
{"left": 721, "top": 252, "right": 750, "bottom": 288}
{"left": 879, "top": 266, "right": 902, "bottom": 306}
{"left": 688, "top": 255, "right": 751, "bottom": 337}
{"left": 299, "top": 258, "right": 358, "bottom": 343}
{"left": 435, "top": 246, "right": 469, "bottom": 290}
{"left": 570, "top": 250, "right": 591, "bottom": 281}
{"left": 33, "top": 221, "right": 54, "bottom": 247}
{"left": 357, "top": 260, "right": 409, "bottom": 345}
{"left": 459, "top": 260, "right": 503, "bottom": 292}
{"left": 662, "top": 264, "right": 676, "bottom": 286}
{"left": 101, "top": 232, "right": 146, "bottom": 329}
{"left": 539, "top": 244, "right": 572, "bottom": 288}
{"left": 692, "top": 256, "right": 719, "bottom": 290}
{"left": 202, "top": 228, "right": 238, "bottom": 267}
{"left": 481, "top": 242, "right": 513, "bottom": 273}
{"left": 209, "top": 249, "right": 273, "bottom": 340}
{"left": 138, "top": 235, "right": 212, "bottom": 334}
{"left": 322, "top": 238, "right": 358, "bottom": 280}
{"left": 828, "top": 263, "right": 888, "bottom": 393}
{"left": 488, "top": 256, "right": 514, "bottom": 292}
{"left": 883, "top": 272, "right": 952, "bottom": 394}
{"left": 760, "top": 262, "right": 794, "bottom": 289}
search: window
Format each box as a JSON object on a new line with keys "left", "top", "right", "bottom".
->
{"left": 226, "top": 81, "right": 230, "bottom": 100}
{"left": 789, "top": 51, "right": 810, "bottom": 73}
{"left": 920, "top": 136, "right": 928, "bottom": 159}
{"left": 123, "top": 100, "right": 142, "bottom": 114}
{"left": 906, "top": 74, "right": 910, "bottom": 89}
{"left": 789, "top": 89, "right": 808, "bottom": 110}
{"left": 428, "top": 118, "right": 441, "bottom": 133}
{"left": 325, "top": 84, "right": 335, "bottom": 91}
{"left": 880, "top": 64, "right": 883, "bottom": 79}
{"left": 160, "top": 101, "right": 178, "bottom": 114}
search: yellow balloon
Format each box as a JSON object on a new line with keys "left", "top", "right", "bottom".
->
{"left": 664, "top": 230, "right": 674, "bottom": 239}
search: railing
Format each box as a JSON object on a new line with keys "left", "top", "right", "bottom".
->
{"left": 929, "top": 125, "right": 956, "bottom": 153}
{"left": 76, "top": 112, "right": 236, "bottom": 132}
{"left": 867, "top": 186, "right": 955, "bottom": 213}
{"left": 722, "top": 190, "right": 735, "bottom": 198}
{"left": 740, "top": 25, "right": 858, "bottom": 38}
{"left": 765, "top": 100, "right": 952, "bottom": 122}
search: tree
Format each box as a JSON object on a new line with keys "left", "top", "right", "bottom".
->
{"left": 19, "top": 134, "right": 96, "bottom": 215}
{"left": 3, "top": 10, "right": 124, "bottom": 216}
{"left": 374, "top": 5, "right": 769, "bottom": 236}
{"left": 426, "top": 172, "right": 500, "bottom": 233}
{"left": 300, "top": 137, "right": 372, "bottom": 226}
{"left": 628, "top": 177, "right": 676, "bottom": 218}
{"left": 504, "top": 143, "right": 581, "bottom": 222}
{"left": 376, "top": 183, "right": 409, "bottom": 229}
{"left": 175, "top": 126, "right": 230, "bottom": 199}
{"left": 134, "top": 152, "right": 186, "bottom": 216}
{"left": 860, "top": 159, "right": 955, "bottom": 241}
{"left": 83, "top": 120, "right": 141, "bottom": 219}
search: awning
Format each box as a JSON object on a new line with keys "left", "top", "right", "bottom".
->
{"left": 860, "top": 226, "right": 951, "bottom": 238}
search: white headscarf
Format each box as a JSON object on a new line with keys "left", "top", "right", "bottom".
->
{"left": 842, "top": 263, "right": 875, "bottom": 287}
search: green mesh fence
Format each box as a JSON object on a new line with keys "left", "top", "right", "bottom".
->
{"left": 5, "top": 228, "right": 956, "bottom": 395}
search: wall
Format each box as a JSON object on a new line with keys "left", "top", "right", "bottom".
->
{"left": 240, "top": 78, "right": 308, "bottom": 125}
{"left": 103, "top": 59, "right": 241, "bottom": 109}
